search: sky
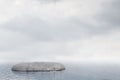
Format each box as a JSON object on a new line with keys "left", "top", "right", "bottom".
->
{"left": 0, "top": 0, "right": 120, "bottom": 63}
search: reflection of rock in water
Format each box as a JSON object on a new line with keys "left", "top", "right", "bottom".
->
{"left": 12, "top": 70, "right": 65, "bottom": 80}
{"left": 12, "top": 62, "right": 65, "bottom": 80}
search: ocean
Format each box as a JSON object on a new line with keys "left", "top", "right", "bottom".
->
{"left": 0, "top": 63, "right": 120, "bottom": 80}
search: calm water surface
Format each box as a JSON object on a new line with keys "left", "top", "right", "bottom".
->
{"left": 0, "top": 63, "right": 120, "bottom": 80}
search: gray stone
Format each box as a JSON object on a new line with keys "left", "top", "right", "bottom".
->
{"left": 12, "top": 62, "right": 65, "bottom": 72}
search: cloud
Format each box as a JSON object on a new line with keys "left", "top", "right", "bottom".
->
{"left": 1, "top": 30, "right": 119, "bottom": 63}
{"left": 97, "top": 0, "right": 120, "bottom": 27}
{"left": 54, "top": 30, "right": 120, "bottom": 63}
{"left": 0, "top": 0, "right": 120, "bottom": 63}
{"left": 0, "top": 28, "right": 33, "bottom": 51}
{"left": 1, "top": 16, "right": 93, "bottom": 41}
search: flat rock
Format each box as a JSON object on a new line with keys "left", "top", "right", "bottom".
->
{"left": 12, "top": 62, "right": 65, "bottom": 72}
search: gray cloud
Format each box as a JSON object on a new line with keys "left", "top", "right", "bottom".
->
{"left": 2, "top": 16, "right": 91, "bottom": 41}
{"left": 0, "top": 0, "right": 120, "bottom": 63}
{"left": 37, "top": 0, "right": 61, "bottom": 3}
{"left": 97, "top": 0, "right": 120, "bottom": 28}
{"left": 0, "top": 28, "right": 33, "bottom": 51}
{"left": 2, "top": 15, "right": 118, "bottom": 42}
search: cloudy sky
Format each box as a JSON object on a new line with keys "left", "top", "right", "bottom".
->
{"left": 0, "top": 0, "right": 120, "bottom": 63}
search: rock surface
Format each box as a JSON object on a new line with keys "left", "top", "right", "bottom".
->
{"left": 12, "top": 62, "right": 65, "bottom": 72}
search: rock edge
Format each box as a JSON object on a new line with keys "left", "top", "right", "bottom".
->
{"left": 12, "top": 62, "right": 65, "bottom": 72}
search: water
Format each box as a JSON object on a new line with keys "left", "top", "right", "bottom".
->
{"left": 0, "top": 63, "right": 120, "bottom": 80}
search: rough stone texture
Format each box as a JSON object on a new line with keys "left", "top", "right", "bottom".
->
{"left": 12, "top": 62, "right": 65, "bottom": 72}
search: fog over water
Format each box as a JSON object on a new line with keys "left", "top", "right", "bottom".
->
{"left": 0, "top": 0, "right": 120, "bottom": 63}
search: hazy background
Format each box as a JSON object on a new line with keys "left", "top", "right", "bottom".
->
{"left": 0, "top": 0, "right": 120, "bottom": 63}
